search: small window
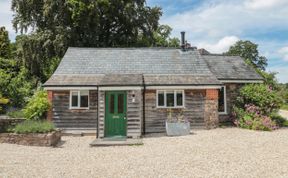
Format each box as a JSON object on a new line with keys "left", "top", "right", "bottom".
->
{"left": 157, "top": 90, "right": 184, "bottom": 108}
{"left": 70, "top": 90, "right": 89, "bottom": 109}
{"left": 109, "top": 94, "right": 115, "bottom": 113}
{"left": 118, "top": 94, "right": 124, "bottom": 114}
{"left": 218, "top": 86, "right": 227, "bottom": 114}
{"left": 71, "top": 92, "right": 78, "bottom": 107}
{"left": 176, "top": 91, "right": 183, "bottom": 106}
{"left": 158, "top": 91, "right": 165, "bottom": 106}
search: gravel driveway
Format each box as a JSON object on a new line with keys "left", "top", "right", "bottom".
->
{"left": 1, "top": 128, "right": 288, "bottom": 178}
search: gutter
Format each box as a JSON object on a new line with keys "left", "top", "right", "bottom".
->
{"left": 142, "top": 83, "right": 146, "bottom": 135}
{"left": 96, "top": 86, "right": 99, "bottom": 138}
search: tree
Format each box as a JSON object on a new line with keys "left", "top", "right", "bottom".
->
{"left": 0, "top": 27, "right": 12, "bottom": 58}
{"left": 153, "top": 25, "right": 180, "bottom": 47}
{"left": 11, "top": 0, "right": 163, "bottom": 82}
{"left": 225, "top": 40, "right": 267, "bottom": 71}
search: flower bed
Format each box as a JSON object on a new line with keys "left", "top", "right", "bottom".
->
{"left": 0, "top": 130, "right": 61, "bottom": 147}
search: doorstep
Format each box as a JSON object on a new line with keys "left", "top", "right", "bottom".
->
{"left": 90, "top": 138, "right": 143, "bottom": 147}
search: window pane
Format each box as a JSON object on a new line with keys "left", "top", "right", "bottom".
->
{"left": 166, "top": 93, "right": 174, "bottom": 107}
{"left": 109, "top": 94, "right": 115, "bottom": 113}
{"left": 158, "top": 92, "right": 164, "bottom": 106}
{"left": 71, "top": 92, "right": 78, "bottom": 107}
{"left": 80, "top": 95, "right": 88, "bottom": 107}
{"left": 72, "top": 96, "right": 78, "bottom": 107}
{"left": 118, "top": 94, "right": 124, "bottom": 113}
{"left": 218, "top": 87, "right": 225, "bottom": 112}
{"left": 176, "top": 92, "right": 183, "bottom": 106}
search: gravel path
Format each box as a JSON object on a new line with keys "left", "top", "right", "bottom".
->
{"left": 1, "top": 128, "right": 288, "bottom": 178}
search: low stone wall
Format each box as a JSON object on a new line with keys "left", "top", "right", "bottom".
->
{"left": 0, "top": 116, "right": 25, "bottom": 132}
{"left": 0, "top": 130, "right": 61, "bottom": 147}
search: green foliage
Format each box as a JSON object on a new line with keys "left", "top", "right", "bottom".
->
{"left": 23, "top": 90, "right": 50, "bottom": 120}
{"left": 237, "top": 84, "right": 283, "bottom": 114}
{"left": 11, "top": 0, "right": 163, "bottom": 82}
{"left": 0, "top": 62, "right": 34, "bottom": 108}
{"left": 7, "top": 110, "right": 24, "bottom": 118}
{"left": 153, "top": 25, "right": 180, "bottom": 47}
{"left": 225, "top": 40, "right": 267, "bottom": 71}
{"left": 270, "top": 113, "right": 286, "bottom": 127}
{"left": 0, "top": 26, "right": 12, "bottom": 58}
{"left": 278, "top": 84, "right": 288, "bottom": 105}
{"left": 232, "top": 84, "right": 283, "bottom": 131}
{"left": 281, "top": 104, "right": 288, "bottom": 111}
{"left": 14, "top": 120, "right": 55, "bottom": 134}
{"left": 233, "top": 105, "right": 277, "bottom": 131}
{"left": 0, "top": 94, "right": 9, "bottom": 113}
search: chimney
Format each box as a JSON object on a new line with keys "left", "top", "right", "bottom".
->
{"left": 181, "top": 31, "right": 185, "bottom": 50}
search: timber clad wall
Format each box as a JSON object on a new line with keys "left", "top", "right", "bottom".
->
{"left": 52, "top": 90, "right": 97, "bottom": 132}
{"left": 145, "top": 90, "right": 206, "bottom": 133}
{"left": 98, "top": 90, "right": 142, "bottom": 138}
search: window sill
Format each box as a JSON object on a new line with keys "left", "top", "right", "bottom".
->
{"left": 69, "top": 107, "right": 89, "bottom": 110}
{"left": 219, "top": 112, "right": 228, "bottom": 115}
{"left": 156, "top": 106, "right": 185, "bottom": 109}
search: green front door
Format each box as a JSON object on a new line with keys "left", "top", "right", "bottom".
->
{"left": 105, "top": 91, "right": 127, "bottom": 137}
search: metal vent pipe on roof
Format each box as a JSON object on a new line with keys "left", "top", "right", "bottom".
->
{"left": 181, "top": 31, "right": 185, "bottom": 50}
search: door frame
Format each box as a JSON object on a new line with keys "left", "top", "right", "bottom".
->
{"left": 104, "top": 91, "right": 127, "bottom": 137}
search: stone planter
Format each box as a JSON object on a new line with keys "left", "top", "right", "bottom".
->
{"left": 166, "top": 121, "right": 190, "bottom": 136}
{"left": 0, "top": 130, "right": 61, "bottom": 147}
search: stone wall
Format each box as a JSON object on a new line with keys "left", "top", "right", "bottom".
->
{"left": 0, "top": 116, "right": 25, "bottom": 132}
{"left": 0, "top": 130, "right": 61, "bottom": 147}
{"left": 204, "top": 89, "right": 219, "bottom": 129}
{"left": 204, "top": 99, "right": 218, "bottom": 129}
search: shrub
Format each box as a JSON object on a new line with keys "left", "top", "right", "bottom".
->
{"left": 0, "top": 94, "right": 9, "bottom": 113}
{"left": 14, "top": 120, "right": 55, "bottom": 134}
{"left": 7, "top": 110, "right": 24, "bottom": 118}
{"left": 233, "top": 104, "right": 278, "bottom": 131}
{"left": 23, "top": 90, "right": 50, "bottom": 120}
{"left": 232, "top": 84, "right": 284, "bottom": 131}
{"left": 270, "top": 113, "right": 286, "bottom": 127}
{"left": 237, "top": 84, "right": 283, "bottom": 115}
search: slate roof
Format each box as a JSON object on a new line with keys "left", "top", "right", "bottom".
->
{"left": 144, "top": 74, "right": 221, "bottom": 85}
{"left": 44, "top": 47, "right": 262, "bottom": 87}
{"left": 202, "top": 54, "right": 263, "bottom": 80}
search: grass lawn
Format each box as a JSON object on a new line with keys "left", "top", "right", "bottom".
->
{"left": 281, "top": 104, "right": 288, "bottom": 111}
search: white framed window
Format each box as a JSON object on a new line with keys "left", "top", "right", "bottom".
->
{"left": 156, "top": 90, "right": 184, "bottom": 108}
{"left": 218, "top": 86, "right": 227, "bottom": 114}
{"left": 70, "top": 90, "right": 89, "bottom": 109}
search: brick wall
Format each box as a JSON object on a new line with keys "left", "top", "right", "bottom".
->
{"left": 47, "top": 90, "right": 53, "bottom": 121}
{"left": 204, "top": 89, "right": 219, "bottom": 128}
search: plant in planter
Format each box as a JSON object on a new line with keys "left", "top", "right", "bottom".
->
{"left": 166, "top": 109, "right": 190, "bottom": 136}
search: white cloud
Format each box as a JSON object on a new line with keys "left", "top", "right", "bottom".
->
{"left": 267, "top": 65, "right": 288, "bottom": 83}
{"left": 197, "top": 36, "right": 239, "bottom": 53}
{"left": 244, "top": 0, "right": 288, "bottom": 10}
{"left": 161, "top": 0, "right": 288, "bottom": 41}
{"left": 278, "top": 46, "right": 288, "bottom": 61}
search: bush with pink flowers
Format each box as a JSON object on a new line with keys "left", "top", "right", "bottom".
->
{"left": 232, "top": 84, "right": 283, "bottom": 131}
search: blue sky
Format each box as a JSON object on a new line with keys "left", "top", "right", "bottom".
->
{"left": 1, "top": 0, "right": 288, "bottom": 83}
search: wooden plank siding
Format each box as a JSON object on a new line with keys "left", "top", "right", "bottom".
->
{"left": 145, "top": 90, "right": 206, "bottom": 133}
{"left": 98, "top": 90, "right": 142, "bottom": 138}
{"left": 52, "top": 90, "right": 97, "bottom": 132}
